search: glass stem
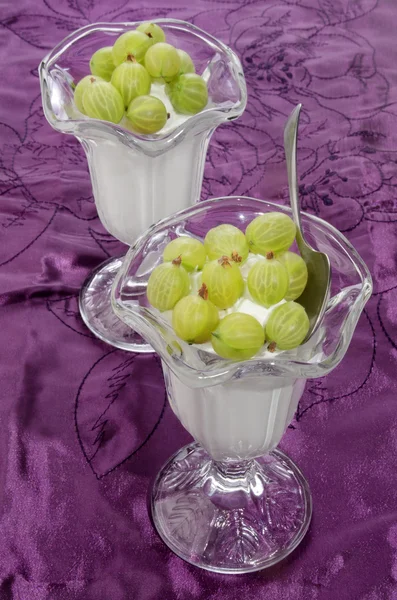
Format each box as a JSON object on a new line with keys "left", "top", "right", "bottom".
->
{"left": 205, "top": 459, "right": 255, "bottom": 510}
{"left": 213, "top": 459, "right": 254, "bottom": 484}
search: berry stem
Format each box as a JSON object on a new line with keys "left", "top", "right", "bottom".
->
{"left": 266, "top": 251, "right": 274, "bottom": 260}
{"left": 231, "top": 251, "right": 242, "bottom": 263}
{"left": 218, "top": 256, "right": 232, "bottom": 268}
{"left": 198, "top": 283, "right": 209, "bottom": 300}
{"left": 172, "top": 255, "right": 182, "bottom": 266}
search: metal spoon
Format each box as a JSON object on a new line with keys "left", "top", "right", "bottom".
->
{"left": 283, "top": 104, "right": 331, "bottom": 341}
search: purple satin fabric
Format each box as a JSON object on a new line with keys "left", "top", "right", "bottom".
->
{"left": 0, "top": 0, "right": 396, "bottom": 598}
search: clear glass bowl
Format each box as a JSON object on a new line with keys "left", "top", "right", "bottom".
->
{"left": 111, "top": 196, "right": 372, "bottom": 574}
{"left": 39, "top": 20, "right": 246, "bottom": 350}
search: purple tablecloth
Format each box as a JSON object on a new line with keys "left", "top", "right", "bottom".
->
{"left": 0, "top": 0, "right": 396, "bottom": 598}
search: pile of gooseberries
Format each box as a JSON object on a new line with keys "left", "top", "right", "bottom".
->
{"left": 74, "top": 22, "right": 209, "bottom": 134}
{"left": 146, "top": 211, "right": 311, "bottom": 360}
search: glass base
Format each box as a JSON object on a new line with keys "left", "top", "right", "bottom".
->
{"left": 79, "top": 257, "right": 153, "bottom": 353}
{"left": 151, "top": 442, "right": 312, "bottom": 574}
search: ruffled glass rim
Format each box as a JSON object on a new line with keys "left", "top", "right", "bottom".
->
{"left": 112, "top": 196, "right": 372, "bottom": 387}
{"left": 39, "top": 19, "right": 247, "bottom": 153}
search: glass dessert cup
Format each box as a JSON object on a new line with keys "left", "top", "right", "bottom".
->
{"left": 39, "top": 20, "right": 246, "bottom": 351}
{"left": 112, "top": 196, "right": 372, "bottom": 573}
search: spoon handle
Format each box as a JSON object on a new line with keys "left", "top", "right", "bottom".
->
{"left": 284, "top": 104, "right": 303, "bottom": 238}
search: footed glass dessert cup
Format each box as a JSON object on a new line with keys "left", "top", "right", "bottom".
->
{"left": 39, "top": 20, "right": 246, "bottom": 351}
{"left": 111, "top": 196, "right": 372, "bottom": 573}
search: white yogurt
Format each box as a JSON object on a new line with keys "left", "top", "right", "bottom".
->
{"left": 164, "top": 362, "right": 305, "bottom": 461}
{"left": 72, "top": 82, "right": 209, "bottom": 245}
{"left": 161, "top": 253, "right": 304, "bottom": 461}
